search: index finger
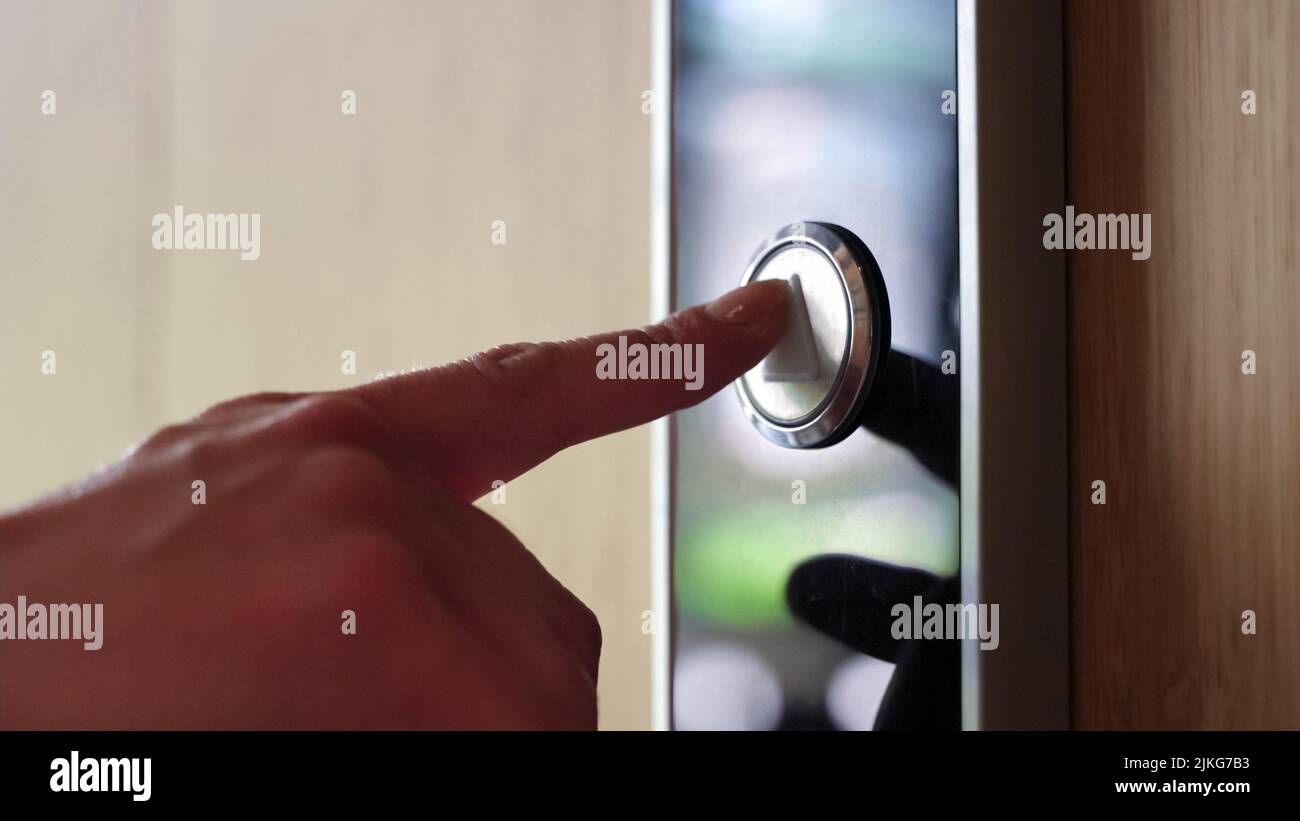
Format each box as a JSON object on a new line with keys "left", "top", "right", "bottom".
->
{"left": 343, "top": 279, "right": 788, "bottom": 500}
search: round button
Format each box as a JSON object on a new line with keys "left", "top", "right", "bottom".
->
{"left": 736, "top": 222, "right": 890, "bottom": 449}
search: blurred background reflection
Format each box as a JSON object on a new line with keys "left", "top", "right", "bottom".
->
{"left": 672, "top": 0, "right": 958, "bottom": 730}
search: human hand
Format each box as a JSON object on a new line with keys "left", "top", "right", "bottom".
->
{"left": 0, "top": 280, "right": 788, "bottom": 729}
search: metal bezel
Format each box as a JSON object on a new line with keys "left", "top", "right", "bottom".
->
{"left": 735, "top": 222, "right": 886, "bottom": 449}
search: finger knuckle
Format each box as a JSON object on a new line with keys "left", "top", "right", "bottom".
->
{"left": 467, "top": 342, "right": 564, "bottom": 404}
{"left": 132, "top": 424, "right": 226, "bottom": 474}
{"left": 135, "top": 422, "right": 200, "bottom": 456}
{"left": 297, "top": 445, "right": 405, "bottom": 520}
{"left": 198, "top": 391, "right": 304, "bottom": 421}
{"left": 279, "top": 394, "right": 393, "bottom": 452}
{"left": 463, "top": 343, "right": 573, "bottom": 451}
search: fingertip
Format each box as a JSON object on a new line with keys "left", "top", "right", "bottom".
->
{"left": 702, "top": 279, "right": 789, "bottom": 332}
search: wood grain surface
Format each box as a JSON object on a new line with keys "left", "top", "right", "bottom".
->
{"left": 1068, "top": 0, "right": 1300, "bottom": 728}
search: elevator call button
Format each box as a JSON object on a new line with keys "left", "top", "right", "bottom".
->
{"left": 736, "top": 222, "right": 890, "bottom": 449}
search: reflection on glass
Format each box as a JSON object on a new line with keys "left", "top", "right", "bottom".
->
{"left": 673, "top": 0, "right": 958, "bottom": 730}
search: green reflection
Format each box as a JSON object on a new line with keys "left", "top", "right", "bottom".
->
{"left": 676, "top": 492, "right": 958, "bottom": 629}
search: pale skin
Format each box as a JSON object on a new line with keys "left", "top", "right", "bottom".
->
{"left": 0, "top": 280, "right": 787, "bottom": 729}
